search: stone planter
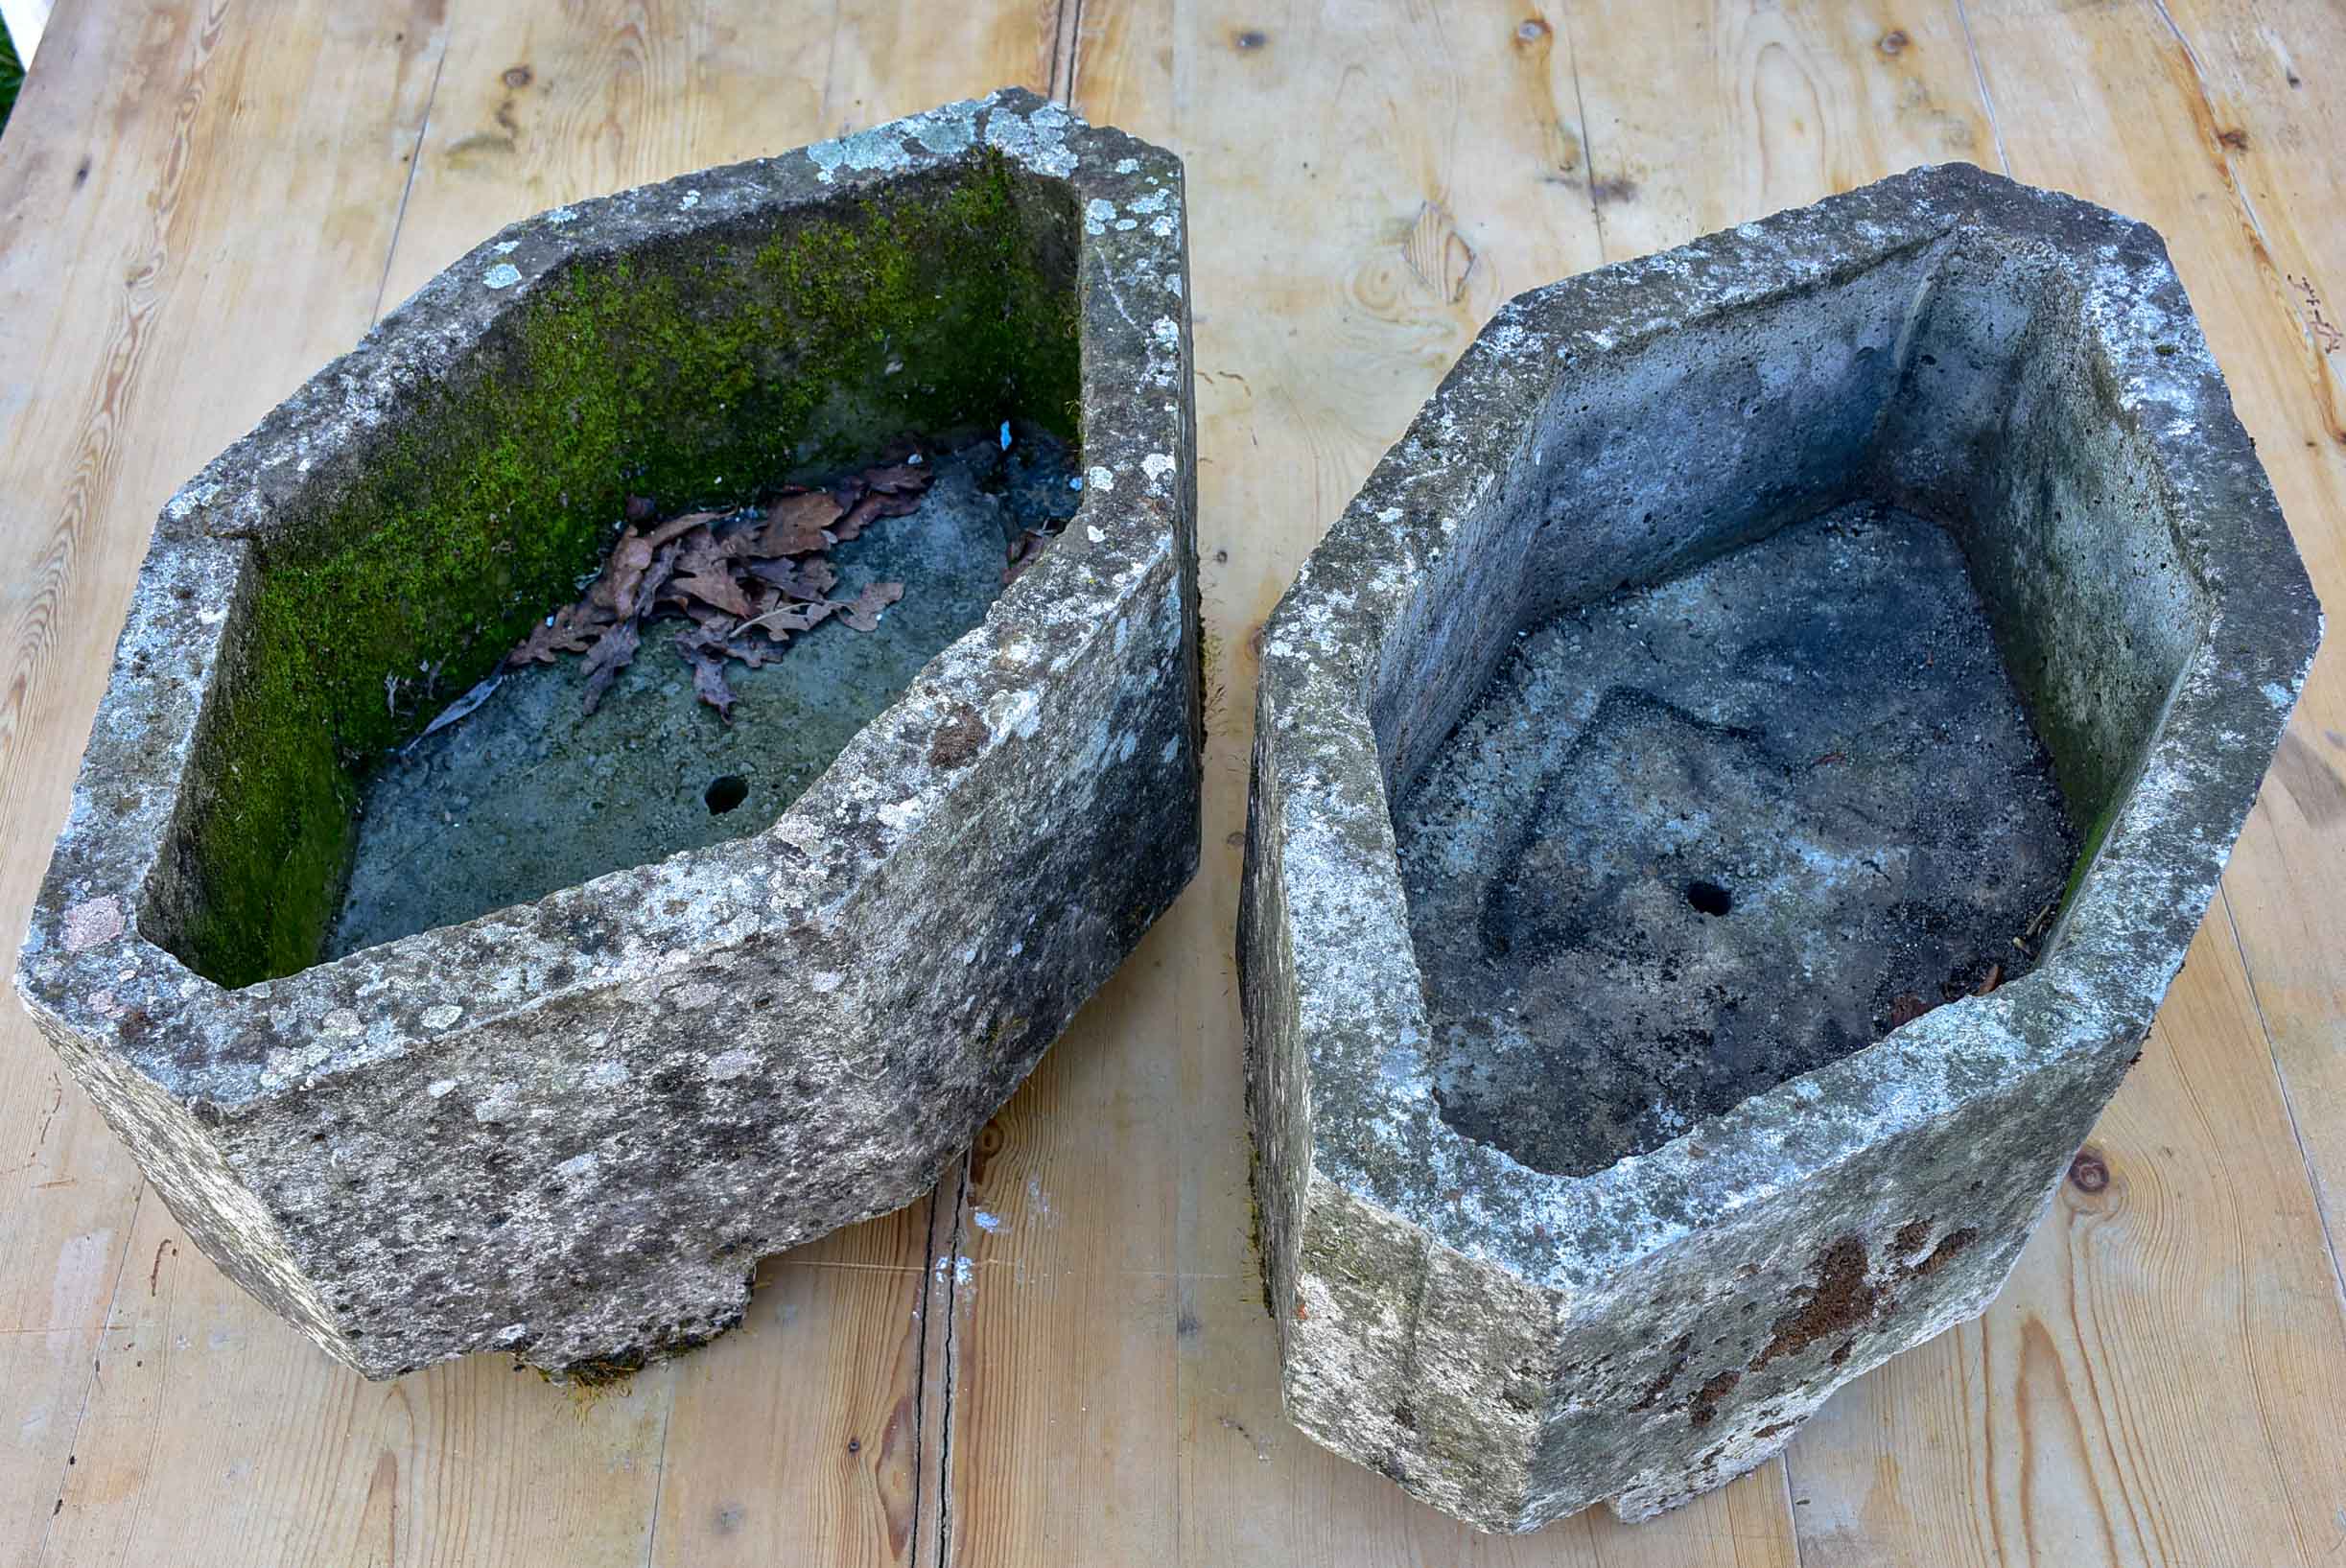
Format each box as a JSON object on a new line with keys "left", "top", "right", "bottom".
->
{"left": 1239, "top": 164, "right": 2318, "bottom": 1529}
{"left": 15, "top": 89, "right": 1198, "bottom": 1380}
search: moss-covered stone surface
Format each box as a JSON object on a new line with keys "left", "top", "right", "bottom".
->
{"left": 171, "top": 155, "right": 1079, "bottom": 987}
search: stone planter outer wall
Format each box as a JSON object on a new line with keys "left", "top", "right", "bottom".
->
{"left": 1241, "top": 164, "right": 2320, "bottom": 1530}
{"left": 16, "top": 89, "right": 1200, "bottom": 1380}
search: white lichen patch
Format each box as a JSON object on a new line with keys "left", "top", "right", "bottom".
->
{"left": 163, "top": 480, "right": 223, "bottom": 523}
{"left": 706, "top": 1047, "right": 759, "bottom": 1081}
{"left": 482, "top": 263, "right": 523, "bottom": 290}
{"left": 980, "top": 97, "right": 1077, "bottom": 177}
{"left": 808, "top": 99, "right": 980, "bottom": 183}
{"left": 420, "top": 1003, "right": 463, "bottom": 1030}
{"left": 61, "top": 897, "right": 126, "bottom": 952}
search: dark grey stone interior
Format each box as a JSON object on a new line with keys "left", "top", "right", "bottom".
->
{"left": 328, "top": 429, "right": 1080, "bottom": 958}
{"left": 1376, "top": 233, "right": 2211, "bottom": 1178}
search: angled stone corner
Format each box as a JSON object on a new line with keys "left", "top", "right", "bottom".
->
{"left": 15, "top": 88, "right": 1200, "bottom": 1380}
{"left": 1239, "top": 163, "right": 2319, "bottom": 1530}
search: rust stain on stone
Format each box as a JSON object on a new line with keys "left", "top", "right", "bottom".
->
{"left": 1908, "top": 1226, "right": 1979, "bottom": 1277}
{"left": 1756, "top": 1235, "right": 1878, "bottom": 1369}
{"left": 927, "top": 702, "right": 991, "bottom": 768}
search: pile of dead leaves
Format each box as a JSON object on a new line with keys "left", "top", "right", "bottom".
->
{"left": 507, "top": 457, "right": 931, "bottom": 720}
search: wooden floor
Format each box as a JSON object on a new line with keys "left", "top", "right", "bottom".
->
{"left": 2, "top": 0, "right": 2342, "bottom": 1563}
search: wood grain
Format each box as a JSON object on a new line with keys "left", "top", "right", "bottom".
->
{"left": 2149, "top": 0, "right": 2346, "bottom": 1308}
{"left": 0, "top": 3, "right": 446, "bottom": 1563}
{"left": 1783, "top": 0, "right": 2346, "bottom": 1560}
{"left": 0, "top": 0, "right": 2340, "bottom": 1564}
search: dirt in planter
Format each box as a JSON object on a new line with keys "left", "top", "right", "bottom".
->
{"left": 1394, "top": 499, "right": 2079, "bottom": 1179}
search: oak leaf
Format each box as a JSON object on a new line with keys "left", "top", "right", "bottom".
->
{"left": 835, "top": 580, "right": 904, "bottom": 632}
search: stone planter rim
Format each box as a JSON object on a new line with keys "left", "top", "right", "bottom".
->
{"left": 1256, "top": 160, "right": 2321, "bottom": 1297}
{"left": 18, "top": 86, "right": 1191, "bottom": 1115}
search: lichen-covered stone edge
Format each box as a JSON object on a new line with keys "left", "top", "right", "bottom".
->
{"left": 1240, "top": 162, "right": 2320, "bottom": 1528}
{"left": 15, "top": 88, "right": 1201, "bottom": 1379}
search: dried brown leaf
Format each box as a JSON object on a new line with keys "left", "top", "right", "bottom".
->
{"left": 644, "top": 510, "right": 725, "bottom": 550}
{"left": 579, "top": 618, "right": 641, "bottom": 714}
{"left": 509, "top": 601, "right": 605, "bottom": 666}
{"left": 596, "top": 531, "right": 656, "bottom": 614}
{"left": 862, "top": 462, "right": 927, "bottom": 494}
{"left": 724, "top": 635, "right": 782, "bottom": 667}
{"left": 672, "top": 567, "right": 755, "bottom": 620}
{"left": 675, "top": 635, "right": 737, "bottom": 720}
{"left": 632, "top": 539, "right": 683, "bottom": 617}
{"left": 796, "top": 557, "right": 838, "bottom": 598}
{"left": 834, "top": 580, "right": 904, "bottom": 632}
{"left": 736, "top": 600, "right": 832, "bottom": 640}
{"left": 757, "top": 491, "right": 841, "bottom": 556}
{"left": 1003, "top": 529, "right": 1051, "bottom": 584}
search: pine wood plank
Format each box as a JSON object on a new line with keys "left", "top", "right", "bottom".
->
{"left": 0, "top": 2, "right": 446, "bottom": 1562}
{"left": 2147, "top": 0, "right": 2346, "bottom": 1298}
{"left": 1562, "top": 0, "right": 1992, "bottom": 258}
{"left": 921, "top": 0, "right": 1998, "bottom": 1560}
{"left": 1783, "top": 1, "right": 2346, "bottom": 1561}
{"left": 2, "top": 0, "right": 2342, "bottom": 1563}
{"left": 376, "top": 0, "right": 1061, "bottom": 307}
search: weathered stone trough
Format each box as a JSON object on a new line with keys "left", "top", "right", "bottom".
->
{"left": 15, "top": 89, "right": 1198, "bottom": 1380}
{"left": 1239, "top": 165, "right": 2319, "bottom": 1528}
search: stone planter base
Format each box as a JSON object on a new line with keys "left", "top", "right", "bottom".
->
{"left": 1240, "top": 164, "right": 2318, "bottom": 1529}
{"left": 17, "top": 89, "right": 1199, "bottom": 1381}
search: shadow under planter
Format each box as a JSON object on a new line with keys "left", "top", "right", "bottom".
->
{"left": 1239, "top": 164, "right": 2319, "bottom": 1529}
{"left": 16, "top": 88, "right": 1199, "bottom": 1381}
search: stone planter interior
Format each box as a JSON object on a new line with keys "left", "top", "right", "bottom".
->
{"left": 1378, "top": 237, "right": 2198, "bottom": 1183}
{"left": 152, "top": 160, "right": 1080, "bottom": 988}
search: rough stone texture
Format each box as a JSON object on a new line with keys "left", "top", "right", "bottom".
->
{"left": 1238, "top": 164, "right": 2320, "bottom": 1530}
{"left": 14, "top": 89, "right": 1199, "bottom": 1381}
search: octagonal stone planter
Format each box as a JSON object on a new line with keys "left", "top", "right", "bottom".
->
{"left": 15, "top": 89, "right": 1198, "bottom": 1380}
{"left": 1239, "top": 164, "right": 2318, "bottom": 1529}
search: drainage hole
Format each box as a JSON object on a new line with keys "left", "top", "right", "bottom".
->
{"left": 704, "top": 774, "right": 749, "bottom": 815}
{"left": 1685, "top": 879, "right": 1733, "bottom": 917}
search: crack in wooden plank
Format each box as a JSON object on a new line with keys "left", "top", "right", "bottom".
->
{"left": 1954, "top": 0, "right": 2014, "bottom": 176}
{"left": 371, "top": 39, "right": 450, "bottom": 325}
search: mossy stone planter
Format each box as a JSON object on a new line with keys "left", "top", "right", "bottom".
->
{"left": 1239, "top": 165, "right": 2318, "bottom": 1529}
{"left": 16, "top": 90, "right": 1199, "bottom": 1380}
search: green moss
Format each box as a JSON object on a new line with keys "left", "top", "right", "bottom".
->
{"left": 167, "top": 154, "right": 1081, "bottom": 988}
{"left": 2055, "top": 793, "right": 2120, "bottom": 919}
